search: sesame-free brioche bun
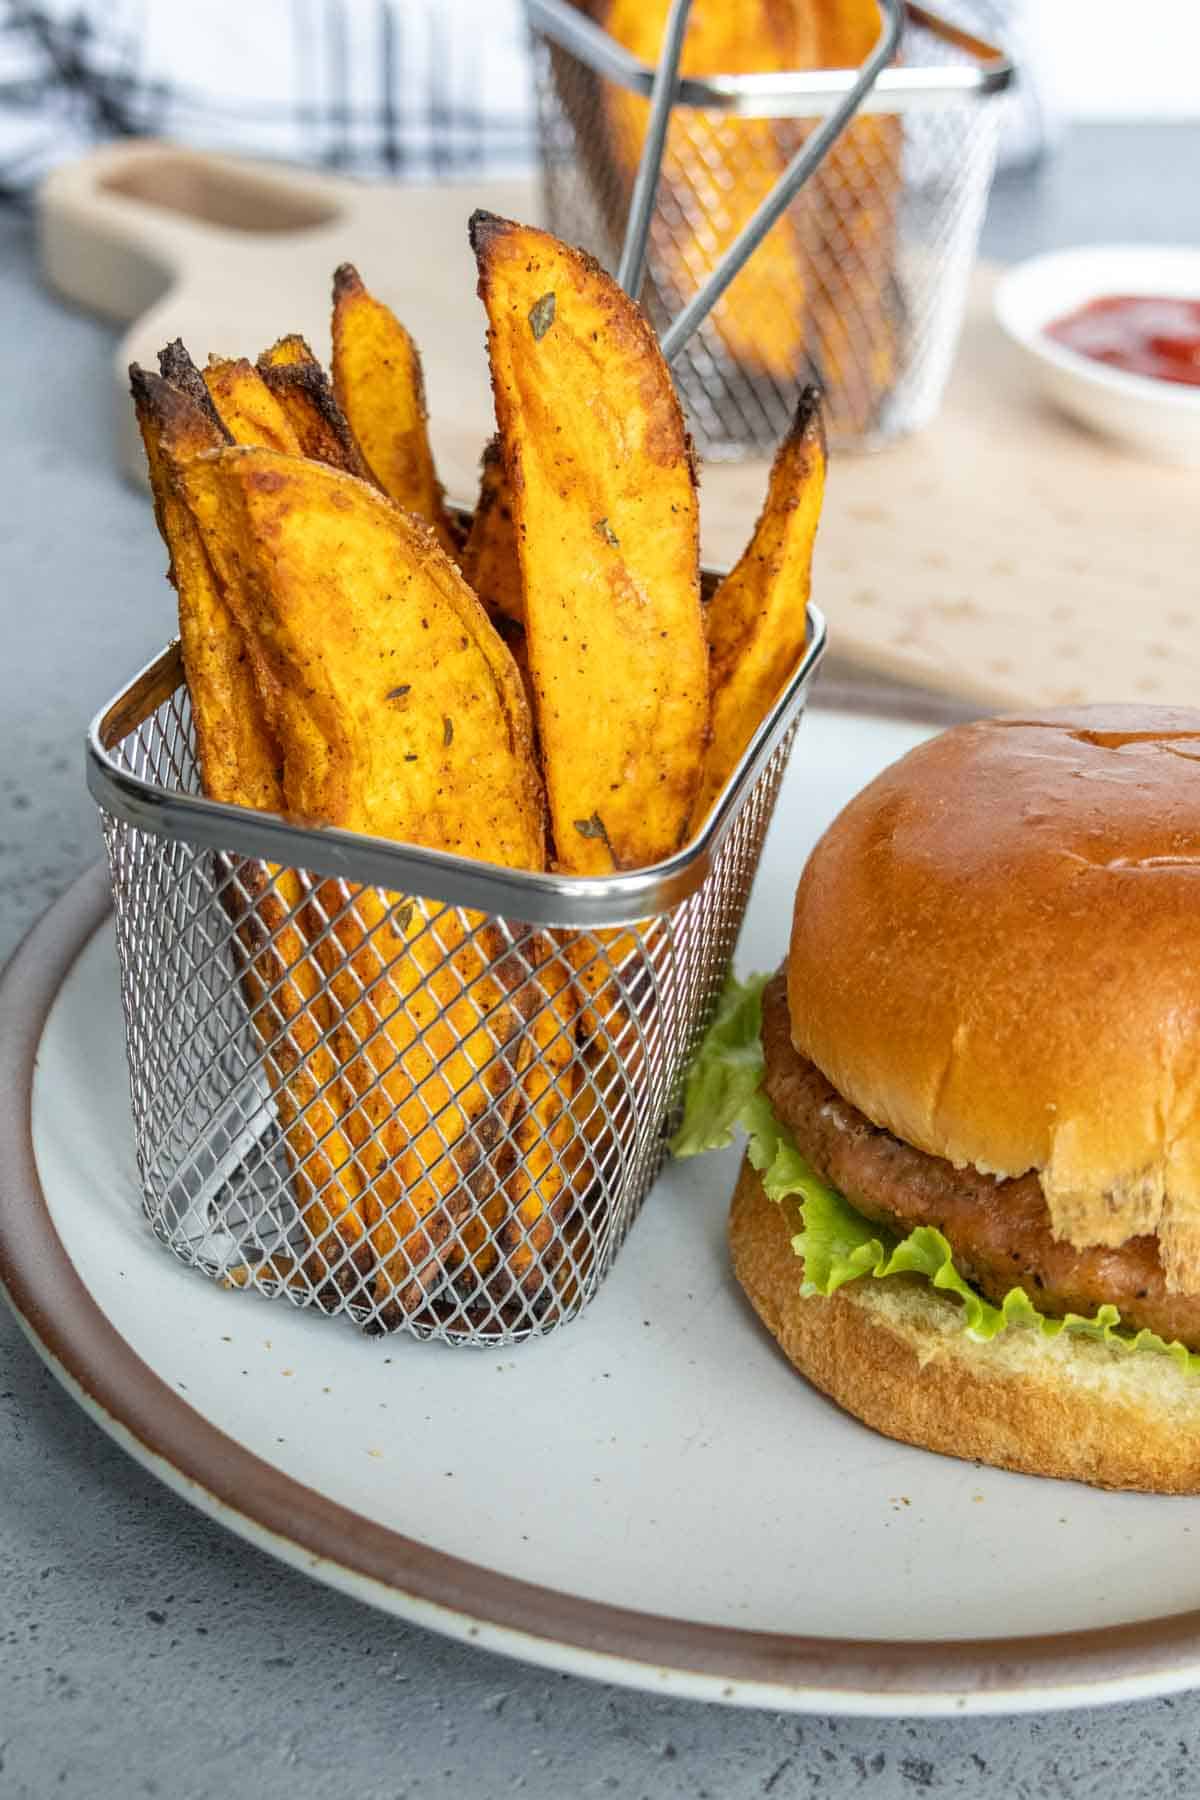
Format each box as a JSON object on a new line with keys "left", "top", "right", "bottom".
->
{"left": 786, "top": 708, "right": 1200, "bottom": 1289}
{"left": 729, "top": 1157, "right": 1200, "bottom": 1494}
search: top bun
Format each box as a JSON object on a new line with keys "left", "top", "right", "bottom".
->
{"left": 787, "top": 707, "right": 1200, "bottom": 1289}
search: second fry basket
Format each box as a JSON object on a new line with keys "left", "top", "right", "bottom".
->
{"left": 528, "top": 0, "right": 1013, "bottom": 458}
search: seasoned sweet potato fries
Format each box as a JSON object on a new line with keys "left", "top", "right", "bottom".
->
{"left": 130, "top": 227, "right": 825, "bottom": 1330}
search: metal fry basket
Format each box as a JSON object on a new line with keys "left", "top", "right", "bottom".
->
{"left": 528, "top": 0, "right": 1012, "bottom": 457}
{"left": 87, "top": 604, "right": 826, "bottom": 1348}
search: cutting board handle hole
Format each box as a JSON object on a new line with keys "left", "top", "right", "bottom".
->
{"left": 100, "top": 153, "right": 340, "bottom": 236}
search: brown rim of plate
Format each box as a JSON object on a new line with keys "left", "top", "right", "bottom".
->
{"left": 5, "top": 863, "right": 1200, "bottom": 1711}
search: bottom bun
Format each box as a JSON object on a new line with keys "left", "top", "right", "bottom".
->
{"left": 729, "top": 1155, "right": 1200, "bottom": 1494}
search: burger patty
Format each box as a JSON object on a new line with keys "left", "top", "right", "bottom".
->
{"left": 761, "top": 974, "right": 1200, "bottom": 1350}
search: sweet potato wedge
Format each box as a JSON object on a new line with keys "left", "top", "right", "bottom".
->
{"left": 129, "top": 368, "right": 267, "bottom": 810}
{"left": 178, "top": 449, "right": 544, "bottom": 864}
{"left": 460, "top": 437, "right": 523, "bottom": 630}
{"left": 201, "top": 356, "right": 301, "bottom": 454}
{"left": 330, "top": 263, "right": 460, "bottom": 558}
{"left": 425, "top": 434, "right": 586, "bottom": 1312}
{"left": 215, "top": 857, "right": 370, "bottom": 1275}
{"left": 307, "top": 886, "right": 542, "bottom": 1318}
{"left": 141, "top": 371, "right": 366, "bottom": 1266}
{"left": 472, "top": 212, "right": 708, "bottom": 874}
{"left": 256, "top": 335, "right": 377, "bottom": 482}
{"left": 177, "top": 447, "right": 549, "bottom": 1310}
{"left": 456, "top": 941, "right": 586, "bottom": 1314}
{"left": 256, "top": 333, "right": 312, "bottom": 370}
{"left": 691, "top": 388, "right": 825, "bottom": 828}
{"left": 458, "top": 436, "right": 538, "bottom": 721}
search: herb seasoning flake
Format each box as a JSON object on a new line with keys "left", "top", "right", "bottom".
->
{"left": 573, "top": 811, "right": 613, "bottom": 853}
{"left": 528, "top": 292, "right": 556, "bottom": 341}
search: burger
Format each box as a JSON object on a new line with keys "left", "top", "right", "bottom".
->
{"left": 676, "top": 706, "right": 1200, "bottom": 1492}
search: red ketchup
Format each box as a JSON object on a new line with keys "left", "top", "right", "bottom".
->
{"left": 1045, "top": 295, "right": 1200, "bottom": 387}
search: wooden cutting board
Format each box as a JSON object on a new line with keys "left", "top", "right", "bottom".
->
{"left": 39, "top": 140, "right": 1199, "bottom": 712}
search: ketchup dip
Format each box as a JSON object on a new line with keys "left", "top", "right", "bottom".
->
{"left": 1045, "top": 295, "right": 1200, "bottom": 388}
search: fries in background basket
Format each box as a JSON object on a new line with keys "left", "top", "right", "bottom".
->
{"left": 599, "top": 0, "right": 813, "bottom": 388}
{"left": 799, "top": 0, "right": 902, "bottom": 437}
{"left": 564, "top": 0, "right": 902, "bottom": 443}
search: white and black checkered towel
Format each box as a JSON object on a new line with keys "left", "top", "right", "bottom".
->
{"left": 0, "top": 0, "right": 537, "bottom": 200}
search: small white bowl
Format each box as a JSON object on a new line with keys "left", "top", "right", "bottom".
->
{"left": 993, "top": 244, "right": 1200, "bottom": 465}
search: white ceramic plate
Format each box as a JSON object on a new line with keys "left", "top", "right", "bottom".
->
{"left": 7, "top": 703, "right": 1200, "bottom": 1718}
{"left": 994, "top": 244, "right": 1200, "bottom": 465}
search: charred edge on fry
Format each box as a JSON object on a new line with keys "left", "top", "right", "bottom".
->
{"left": 466, "top": 208, "right": 509, "bottom": 258}
{"left": 154, "top": 341, "right": 234, "bottom": 441}
{"left": 331, "top": 261, "right": 365, "bottom": 300}
{"left": 130, "top": 365, "right": 220, "bottom": 450}
{"left": 792, "top": 382, "right": 824, "bottom": 442}
{"left": 261, "top": 359, "right": 370, "bottom": 471}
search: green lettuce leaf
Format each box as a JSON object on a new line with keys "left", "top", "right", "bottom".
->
{"left": 669, "top": 971, "right": 769, "bottom": 1157}
{"left": 675, "top": 974, "right": 1200, "bottom": 1377}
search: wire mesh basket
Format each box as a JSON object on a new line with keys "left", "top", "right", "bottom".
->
{"left": 86, "top": 601, "right": 826, "bottom": 1348}
{"left": 528, "top": 0, "right": 1012, "bottom": 458}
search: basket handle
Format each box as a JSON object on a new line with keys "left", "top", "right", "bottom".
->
{"left": 615, "top": 0, "right": 695, "bottom": 300}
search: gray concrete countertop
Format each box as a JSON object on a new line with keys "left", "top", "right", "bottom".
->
{"left": 2, "top": 123, "right": 1198, "bottom": 1798}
